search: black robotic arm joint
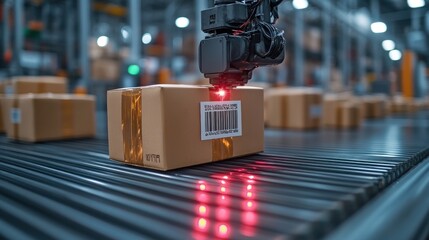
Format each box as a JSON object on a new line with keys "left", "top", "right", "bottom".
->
{"left": 199, "top": 0, "right": 285, "bottom": 89}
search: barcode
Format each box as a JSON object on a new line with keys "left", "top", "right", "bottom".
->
{"left": 204, "top": 110, "right": 238, "bottom": 132}
{"left": 10, "top": 108, "right": 21, "bottom": 124}
{"left": 310, "top": 105, "right": 322, "bottom": 118}
{"left": 200, "top": 101, "right": 242, "bottom": 140}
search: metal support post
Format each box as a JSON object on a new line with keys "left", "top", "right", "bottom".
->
{"left": 13, "top": 0, "right": 23, "bottom": 75}
{"left": 371, "top": 0, "right": 382, "bottom": 81}
{"left": 357, "top": 35, "right": 366, "bottom": 94}
{"left": 65, "top": 0, "right": 75, "bottom": 76}
{"left": 322, "top": 3, "right": 331, "bottom": 90}
{"left": 294, "top": 9, "right": 304, "bottom": 86}
{"left": 78, "top": 0, "right": 90, "bottom": 90}
{"left": 129, "top": 0, "right": 141, "bottom": 63}
{"left": 195, "top": 0, "right": 208, "bottom": 75}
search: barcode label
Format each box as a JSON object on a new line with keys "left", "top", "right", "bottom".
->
{"left": 310, "top": 105, "right": 321, "bottom": 118}
{"left": 10, "top": 108, "right": 21, "bottom": 124}
{"left": 200, "top": 101, "right": 242, "bottom": 140}
{"left": 5, "top": 85, "right": 14, "bottom": 96}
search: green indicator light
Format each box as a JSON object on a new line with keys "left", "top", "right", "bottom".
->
{"left": 128, "top": 64, "right": 140, "bottom": 76}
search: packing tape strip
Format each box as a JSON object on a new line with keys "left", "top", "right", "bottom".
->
{"left": 121, "top": 89, "right": 143, "bottom": 165}
{"left": 209, "top": 88, "right": 234, "bottom": 161}
{"left": 61, "top": 99, "right": 74, "bottom": 138}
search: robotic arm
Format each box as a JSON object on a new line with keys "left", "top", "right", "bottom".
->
{"left": 199, "top": 0, "right": 285, "bottom": 89}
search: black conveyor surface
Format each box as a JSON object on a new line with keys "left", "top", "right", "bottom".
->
{"left": 1, "top": 111, "right": 429, "bottom": 240}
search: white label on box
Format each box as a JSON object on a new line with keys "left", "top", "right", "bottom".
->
{"left": 5, "top": 85, "right": 14, "bottom": 96}
{"left": 10, "top": 108, "right": 21, "bottom": 124}
{"left": 200, "top": 101, "right": 242, "bottom": 140}
{"left": 310, "top": 105, "right": 322, "bottom": 118}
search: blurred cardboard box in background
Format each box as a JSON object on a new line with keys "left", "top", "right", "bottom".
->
{"left": 337, "top": 101, "right": 363, "bottom": 129}
{"left": 0, "top": 76, "right": 68, "bottom": 134}
{"left": 1, "top": 94, "right": 95, "bottom": 142}
{"left": 322, "top": 93, "right": 363, "bottom": 129}
{"left": 265, "top": 87, "right": 322, "bottom": 129}
{"left": 4, "top": 76, "right": 67, "bottom": 95}
{"left": 361, "top": 94, "right": 388, "bottom": 119}
{"left": 91, "top": 58, "right": 121, "bottom": 82}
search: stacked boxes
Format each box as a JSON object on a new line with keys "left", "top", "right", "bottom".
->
{"left": 2, "top": 94, "right": 96, "bottom": 142}
{"left": 89, "top": 38, "right": 121, "bottom": 82}
{"left": 265, "top": 88, "right": 323, "bottom": 129}
{"left": 107, "top": 84, "right": 264, "bottom": 170}
{"left": 0, "top": 76, "right": 68, "bottom": 133}
{"left": 322, "top": 94, "right": 363, "bottom": 129}
{"left": 3, "top": 76, "right": 67, "bottom": 94}
{"left": 0, "top": 76, "right": 96, "bottom": 142}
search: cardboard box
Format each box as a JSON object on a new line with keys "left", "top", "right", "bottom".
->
{"left": 348, "top": 97, "right": 366, "bottom": 123}
{"left": 337, "top": 102, "right": 362, "bottom": 129}
{"left": 361, "top": 95, "right": 387, "bottom": 119}
{"left": 322, "top": 94, "right": 349, "bottom": 127}
{"left": 91, "top": 58, "right": 121, "bottom": 81}
{"left": 391, "top": 98, "right": 408, "bottom": 113}
{"left": 0, "top": 81, "right": 4, "bottom": 93}
{"left": 107, "top": 84, "right": 264, "bottom": 171}
{"left": 390, "top": 96, "right": 420, "bottom": 114}
{"left": 265, "top": 88, "right": 322, "bottom": 129}
{"left": 0, "top": 94, "right": 4, "bottom": 133}
{"left": 1, "top": 94, "right": 95, "bottom": 142}
{"left": 5, "top": 76, "right": 67, "bottom": 95}
{"left": 322, "top": 94, "right": 363, "bottom": 128}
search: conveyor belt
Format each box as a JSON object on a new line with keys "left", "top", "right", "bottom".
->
{"left": 1, "top": 111, "right": 429, "bottom": 239}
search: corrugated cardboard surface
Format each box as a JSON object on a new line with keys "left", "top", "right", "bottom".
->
{"left": 6, "top": 76, "right": 67, "bottom": 94}
{"left": 108, "top": 84, "right": 264, "bottom": 171}
{"left": 1, "top": 94, "right": 95, "bottom": 142}
{"left": 265, "top": 88, "right": 322, "bottom": 129}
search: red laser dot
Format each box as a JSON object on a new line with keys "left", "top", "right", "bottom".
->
{"left": 220, "top": 187, "right": 226, "bottom": 192}
{"left": 247, "top": 201, "right": 253, "bottom": 208}
{"left": 199, "top": 206, "right": 207, "bottom": 215}
{"left": 223, "top": 176, "right": 228, "bottom": 179}
{"left": 219, "top": 224, "right": 228, "bottom": 235}
{"left": 247, "top": 185, "right": 252, "bottom": 190}
{"left": 249, "top": 175, "right": 254, "bottom": 179}
{"left": 247, "top": 192, "right": 252, "bottom": 198}
{"left": 221, "top": 195, "right": 225, "bottom": 200}
{"left": 221, "top": 180, "right": 226, "bottom": 184}
{"left": 217, "top": 90, "right": 226, "bottom": 97}
{"left": 198, "top": 218, "right": 207, "bottom": 229}
{"left": 199, "top": 184, "right": 206, "bottom": 191}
